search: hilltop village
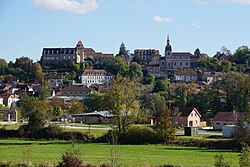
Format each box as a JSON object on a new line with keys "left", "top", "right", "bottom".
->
{"left": 1, "top": 37, "right": 250, "bottom": 166}
{"left": 1, "top": 37, "right": 250, "bottom": 127}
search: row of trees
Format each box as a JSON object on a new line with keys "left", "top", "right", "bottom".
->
{"left": 197, "top": 45, "right": 250, "bottom": 73}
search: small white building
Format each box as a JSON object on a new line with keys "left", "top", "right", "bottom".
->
{"left": 173, "top": 69, "right": 198, "bottom": 82}
{"left": 79, "top": 69, "right": 112, "bottom": 87}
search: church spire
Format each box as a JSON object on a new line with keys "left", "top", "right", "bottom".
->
{"left": 167, "top": 35, "right": 170, "bottom": 45}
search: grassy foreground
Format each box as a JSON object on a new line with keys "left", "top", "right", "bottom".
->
{"left": 0, "top": 139, "right": 240, "bottom": 166}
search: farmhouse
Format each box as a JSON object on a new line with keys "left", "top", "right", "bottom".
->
{"left": 173, "top": 107, "right": 201, "bottom": 127}
{"left": 212, "top": 112, "right": 245, "bottom": 130}
{"left": 71, "top": 111, "right": 113, "bottom": 124}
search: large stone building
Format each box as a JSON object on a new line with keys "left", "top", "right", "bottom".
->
{"left": 79, "top": 69, "right": 112, "bottom": 87}
{"left": 160, "top": 36, "right": 197, "bottom": 72}
{"left": 40, "top": 41, "right": 113, "bottom": 67}
{"left": 133, "top": 49, "right": 160, "bottom": 65}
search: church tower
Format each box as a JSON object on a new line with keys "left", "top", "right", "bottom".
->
{"left": 165, "top": 35, "right": 172, "bottom": 59}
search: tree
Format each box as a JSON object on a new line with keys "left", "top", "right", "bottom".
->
{"left": 239, "top": 144, "right": 250, "bottom": 167}
{"left": 143, "top": 93, "right": 167, "bottom": 125}
{"left": 118, "top": 42, "right": 129, "bottom": 55}
{"left": 157, "top": 108, "right": 176, "bottom": 143}
{"left": 67, "top": 99, "right": 84, "bottom": 114}
{"left": 105, "top": 76, "right": 143, "bottom": 135}
{"left": 153, "top": 80, "right": 168, "bottom": 92}
{"left": 198, "top": 57, "right": 222, "bottom": 72}
{"left": 85, "top": 92, "right": 105, "bottom": 112}
{"left": 194, "top": 48, "right": 201, "bottom": 58}
{"left": 0, "top": 58, "right": 8, "bottom": 75}
{"left": 142, "top": 73, "right": 155, "bottom": 85}
{"left": 52, "top": 106, "right": 63, "bottom": 121}
{"left": 18, "top": 93, "right": 39, "bottom": 118}
{"left": 103, "top": 57, "right": 129, "bottom": 77}
{"left": 32, "top": 63, "right": 44, "bottom": 84}
{"left": 126, "top": 62, "right": 143, "bottom": 80}
{"left": 38, "top": 81, "right": 51, "bottom": 101}
{"left": 214, "top": 72, "right": 250, "bottom": 113}
{"left": 132, "top": 55, "right": 142, "bottom": 64}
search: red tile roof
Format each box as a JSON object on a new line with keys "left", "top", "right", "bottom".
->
{"left": 213, "top": 112, "right": 245, "bottom": 122}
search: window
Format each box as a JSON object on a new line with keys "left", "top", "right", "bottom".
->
{"left": 180, "top": 62, "right": 182, "bottom": 66}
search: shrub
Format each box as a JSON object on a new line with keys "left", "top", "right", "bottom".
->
{"left": 239, "top": 143, "right": 250, "bottom": 167}
{"left": 122, "top": 125, "right": 163, "bottom": 144}
{"left": 33, "top": 124, "right": 63, "bottom": 140}
{"left": 57, "top": 145, "right": 83, "bottom": 167}
{"left": 214, "top": 154, "right": 231, "bottom": 167}
{"left": 60, "top": 131, "right": 94, "bottom": 142}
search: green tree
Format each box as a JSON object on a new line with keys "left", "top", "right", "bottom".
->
{"left": 239, "top": 144, "right": 250, "bottom": 167}
{"left": 198, "top": 57, "right": 222, "bottom": 72}
{"left": 157, "top": 108, "right": 175, "bottom": 143}
{"left": 132, "top": 55, "right": 142, "bottom": 64}
{"left": 38, "top": 81, "right": 51, "bottom": 101}
{"left": 194, "top": 48, "right": 201, "bottom": 58}
{"left": 0, "top": 58, "right": 8, "bottom": 75}
{"left": 103, "top": 57, "right": 129, "bottom": 77}
{"left": 52, "top": 106, "right": 63, "bottom": 121}
{"left": 153, "top": 80, "right": 168, "bottom": 92}
{"left": 214, "top": 72, "right": 250, "bottom": 112}
{"left": 143, "top": 93, "right": 166, "bottom": 125}
{"left": 105, "top": 76, "right": 143, "bottom": 135}
{"left": 126, "top": 62, "right": 143, "bottom": 80}
{"left": 142, "top": 73, "right": 155, "bottom": 85}
{"left": 68, "top": 99, "right": 84, "bottom": 114}
{"left": 32, "top": 63, "right": 44, "bottom": 84}
{"left": 85, "top": 92, "right": 105, "bottom": 112}
{"left": 18, "top": 93, "right": 39, "bottom": 118}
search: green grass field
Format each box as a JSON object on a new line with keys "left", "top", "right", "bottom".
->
{"left": 0, "top": 139, "right": 240, "bottom": 167}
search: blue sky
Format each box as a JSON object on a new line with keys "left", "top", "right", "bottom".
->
{"left": 1, "top": 0, "right": 250, "bottom": 62}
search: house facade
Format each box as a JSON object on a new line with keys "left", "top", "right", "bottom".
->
{"left": 173, "top": 107, "right": 201, "bottom": 127}
{"left": 173, "top": 69, "right": 198, "bottom": 82}
{"left": 133, "top": 49, "right": 160, "bottom": 65}
{"left": 160, "top": 36, "right": 197, "bottom": 71}
{"left": 40, "top": 41, "right": 113, "bottom": 66}
{"left": 212, "top": 112, "right": 245, "bottom": 130}
{"left": 79, "top": 69, "right": 112, "bottom": 87}
{"left": 61, "top": 84, "right": 92, "bottom": 100}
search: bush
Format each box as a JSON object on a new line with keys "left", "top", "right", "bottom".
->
{"left": 33, "top": 124, "right": 63, "bottom": 140}
{"left": 214, "top": 154, "right": 231, "bottom": 167}
{"left": 0, "top": 130, "right": 18, "bottom": 138}
{"left": 97, "top": 125, "right": 163, "bottom": 144}
{"left": 59, "top": 131, "right": 94, "bottom": 142}
{"left": 57, "top": 145, "right": 83, "bottom": 167}
{"left": 122, "top": 125, "right": 163, "bottom": 144}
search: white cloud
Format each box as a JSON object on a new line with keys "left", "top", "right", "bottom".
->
{"left": 194, "top": 0, "right": 250, "bottom": 5}
{"left": 191, "top": 22, "right": 201, "bottom": 28}
{"left": 33, "top": 0, "right": 99, "bottom": 14}
{"left": 153, "top": 16, "right": 173, "bottom": 23}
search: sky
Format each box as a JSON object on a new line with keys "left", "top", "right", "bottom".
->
{"left": 1, "top": 0, "right": 250, "bottom": 62}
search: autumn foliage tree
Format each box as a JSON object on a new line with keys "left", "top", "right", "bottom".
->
{"left": 105, "top": 76, "right": 143, "bottom": 135}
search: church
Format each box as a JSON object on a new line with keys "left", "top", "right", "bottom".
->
{"left": 160, "top": 36, "right": 197, "bottom": 72}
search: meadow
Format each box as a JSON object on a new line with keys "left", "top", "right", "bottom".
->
{"left": 0, "top": 139, "right": 240, "bottom": 167}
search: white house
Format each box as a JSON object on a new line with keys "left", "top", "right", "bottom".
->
{"left": 173, "top": 69, "right": 198, "bottom": 82}
{"left": 79, "top": 69, "right": 112, "bottom": 87}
